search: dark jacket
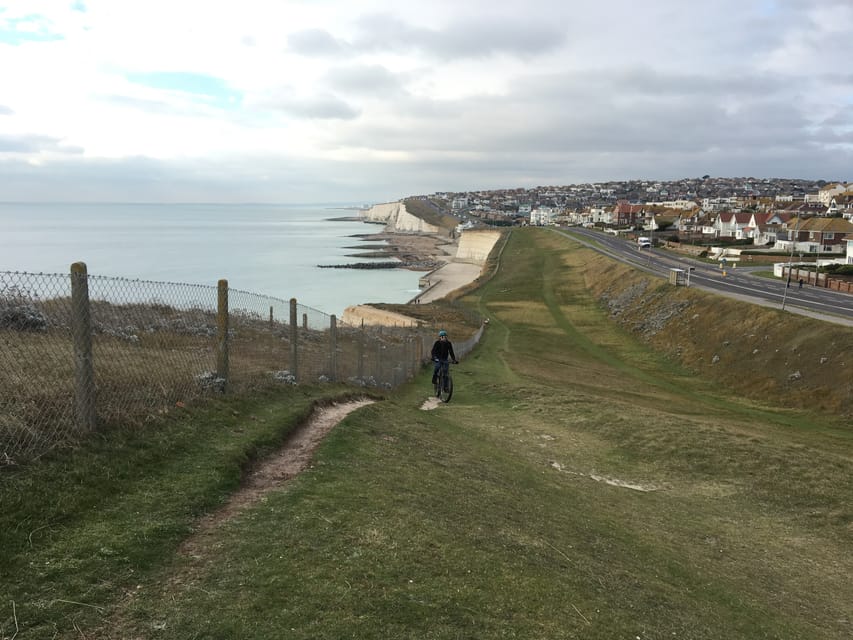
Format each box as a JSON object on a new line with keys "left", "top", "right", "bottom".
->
{"left": 431, "top": 339, "right": 456, "bottom": 362}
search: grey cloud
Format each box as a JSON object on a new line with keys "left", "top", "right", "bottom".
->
{"left": 324, "top": 65, "right": 406, "bottom": 96}
{"left": 0, "top": 105, "right": 13, "bottom": 115}
{"left": 819, "top": 105, "right": 853, "bottom": 127}
{"left": 512, "top": 68, "right": 787, "bottom": 103}
{"left": 0, "top": 156, "right": 309, "bottom": 203}
{"left": 329, "top": 64, "right": 849, "bottom": 160}
{"left": 0, "top": 133, "right": 83, "bottom": 154}
{"left": 352, "top": 13, "right": 566, "bottom": 60}
{"left": 287, "top": 29, "right": 345, "bottom": 57}
{"left": 1, "top": 143, "right": 850, "bottom": 205}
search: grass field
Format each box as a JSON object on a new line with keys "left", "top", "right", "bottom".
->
{"left": 2, "top": 228, "right": 851, "bottom": 639}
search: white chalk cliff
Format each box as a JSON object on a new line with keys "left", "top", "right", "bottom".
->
{"left": 362, "top": 201, "right": 442, "bottom": 234}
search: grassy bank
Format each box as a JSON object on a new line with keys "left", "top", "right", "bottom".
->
{"left": 3, "top": 228, "right": 851, "bottom": 639}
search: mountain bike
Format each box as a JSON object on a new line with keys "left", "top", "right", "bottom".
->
{"left": 434, "top": 359, "right": 456, "bottom": 403}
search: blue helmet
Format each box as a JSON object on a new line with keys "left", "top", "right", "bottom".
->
{"left": 438, "top": 329, "right": 448, "bottom": 337}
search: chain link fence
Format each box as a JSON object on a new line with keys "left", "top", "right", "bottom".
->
{"left": 1, "top": 264, "right": 482, "bottom": 464}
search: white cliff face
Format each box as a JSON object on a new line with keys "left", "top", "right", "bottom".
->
{"left": 362, "top": 202, "right": 402, "bottom": 223}
{"left": 362, "top": 201, "right": 441, "bottom": 234}
{"left": 394, "top": 206, "right": 441, "bottom": 233}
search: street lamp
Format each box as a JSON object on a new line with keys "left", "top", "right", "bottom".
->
{"left": 816, "top": 229, "right": 823, "bottom": 286}
{"left": 781, "top": 215, "right": 803, "bottom": 312}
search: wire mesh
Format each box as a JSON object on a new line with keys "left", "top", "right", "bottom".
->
{"left": 1, "top": 269, "right": 483, "bottom": 464}
{"left": 1, "top": 271, "right": 76, "bottom": 462}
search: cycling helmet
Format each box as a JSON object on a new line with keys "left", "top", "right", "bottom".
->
{"left": 438, "top": 329, "right": 448, "bottom": 336}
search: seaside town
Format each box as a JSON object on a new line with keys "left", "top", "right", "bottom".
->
{"left": 410, "top": 176, "right": 853, "bottom": 262}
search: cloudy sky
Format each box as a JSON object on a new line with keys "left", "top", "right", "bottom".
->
{"left": 1, "top": 0, "right": 852, "bottom": 203}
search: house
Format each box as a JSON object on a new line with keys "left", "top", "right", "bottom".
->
{"left": 817, "top": 182, "right": 849, "bottom": 206}
{"left": 797, "top": 217, "right": 853, "bottom": 254}
{"left": 588, "top": 207, "right": 609, "bottom": 225}
{"left": 612, "top": 200, "right": 644, "bottom": 227}
{"left": 645, "top": 213, "right": 679, "bottom": 232}
{"left": 779, "top": 201, "right": 827, "bottom": 217}
{"left": 672, "top": 209, "right": 705, "bottom": 234}
{"left": 451, "top": 197, "right": 469, "bottom": 211}
{"left": 530, "top": 207, "right": 555, "bottom": 226}
{"left": 829, "top": 194, "right": 853, "bottom": 219}
{"left": 748, "top": 211, "right": 792, "bottom": 246}
{"left": 777, "top": 216, "right": 853, "bottom": 255}
{"left": 712, "top": 212, "right": 753, "bottom": 238}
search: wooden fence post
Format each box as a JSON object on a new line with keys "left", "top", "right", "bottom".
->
{"left": 329, "top": 314, "right": 338, "bottom": 381}
{"left": 290, "top": 298, "right": 298, "bottom": 382}
{"left": 357, "top": 320, "right": 365, "bottom": 380}
{"left": 70, "top": 262, "right": 96, "bottom": 433}
{"left": 216, "top": 279, "right": 229, "bottom": 392}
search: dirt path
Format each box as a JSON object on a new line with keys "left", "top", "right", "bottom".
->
{"left": 102, "top": 399, "right": 377, "bottom": 636}
{"left": 178, "top": 398, "right": 375, "bottom": 559}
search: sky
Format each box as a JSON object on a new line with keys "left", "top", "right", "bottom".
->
{"left": 1, "top": 0, "right": 852, "bottom": 203}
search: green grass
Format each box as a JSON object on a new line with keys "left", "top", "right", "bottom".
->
{"left": 0, "top": 385, "right": 365, "bottom": 637}
{"left": 750, "top": 269, "right": 780, "bottom": 279}
{"left": 2, "top": 228, "right": 852, "bottom": 639}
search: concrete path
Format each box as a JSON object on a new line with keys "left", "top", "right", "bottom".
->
{"left": 410, "top": 261, "right": 483, "bottom": 304}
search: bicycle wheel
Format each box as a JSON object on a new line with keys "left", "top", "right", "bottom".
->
{"left": 438, "top": 374, "right": 453, "bottom": 403}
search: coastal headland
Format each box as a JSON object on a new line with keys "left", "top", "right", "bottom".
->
{"left": 340, "top": 201, "right": 501, "bottom": 326}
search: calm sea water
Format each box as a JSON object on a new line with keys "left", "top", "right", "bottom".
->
{"left": 0, "top": 202, "right": 422, "bottom": 316}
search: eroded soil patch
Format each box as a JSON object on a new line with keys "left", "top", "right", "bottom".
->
{"left": 179, "top": 398, "right": 375, "bottom": 558}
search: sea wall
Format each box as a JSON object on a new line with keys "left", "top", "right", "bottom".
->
{"left": 362, "top": 201, "right": 441, "bottom": 234}
{"left": 455, "top": 229, "right": 501, "bottom": 265}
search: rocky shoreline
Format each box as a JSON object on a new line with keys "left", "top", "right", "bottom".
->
{"left": 317, "top": 230, "right": 451, "bottom": 272}
{"left": 318, "top": 261, "right": 402, "bottom": 270}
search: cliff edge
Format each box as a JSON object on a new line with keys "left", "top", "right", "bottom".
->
{"left": 361, "top": 201, "right": 442, "bottom": 234}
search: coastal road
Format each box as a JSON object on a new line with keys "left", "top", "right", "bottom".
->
{"left": 552, "top": 227, "right": 853, "bottom": 328}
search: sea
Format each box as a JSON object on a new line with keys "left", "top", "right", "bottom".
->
{"left": 0, "top": 202, "right": 423, "bottom": 317}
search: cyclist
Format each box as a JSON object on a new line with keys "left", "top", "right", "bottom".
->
{"left": 431, "top": 329, "right": 458, "bottom": 388}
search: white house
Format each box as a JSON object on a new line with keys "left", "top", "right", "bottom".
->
{"left": 818, "top": 183, "right": 849, "bottom": 206}
{"left": 452, "top": 197, "right": 469, "bottom": 211}
{"left": 530, "top": 207, "right": 555, "bottom": 226}
{"left": 713, "top": 212, "right": 752, "bottom": 238}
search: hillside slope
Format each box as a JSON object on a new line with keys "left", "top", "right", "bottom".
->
{"left": 577, "top": 243, "right": 853, "bottom": 416}
{"left": 6, "top": 227, "right": 850, "bottom": 639}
